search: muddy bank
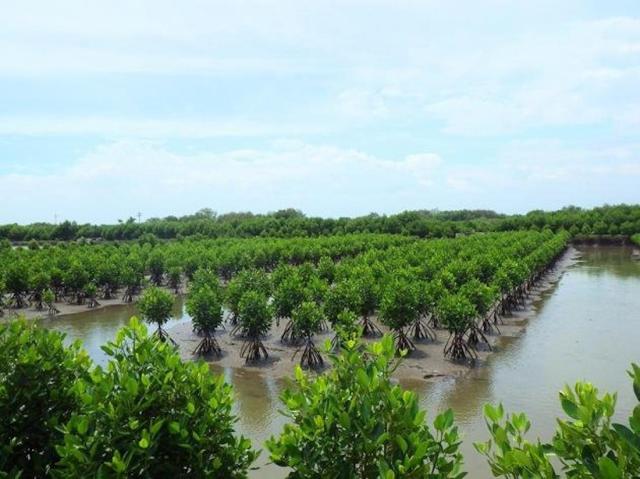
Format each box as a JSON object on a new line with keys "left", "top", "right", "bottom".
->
{"left": 1, "top": 285, "right": 181, "bottom": 322}
{"left": 2, "top": 296, "right": 139, "bottom": 321}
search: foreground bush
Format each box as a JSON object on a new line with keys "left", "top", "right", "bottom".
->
{"left": 266, "top": 335, "right": 465, "bottom": 478}
{"left": 0, "top": 319, "right": 91, "bottom": 477}
{"left": 56, "top": 318, "right": 257, "bottom": 478}
{"left": 476, "top": 363, "right": 640, "bottom": 478}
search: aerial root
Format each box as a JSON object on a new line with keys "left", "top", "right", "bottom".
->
{"left": 87, "top": 298, "right": 100, "bottom": 309}
{"left": 241, "top": 338, "right": 268, "bottom": 363}
{"left": 444, "top": 333, "right": 478, "bottom": 362}
{"left": 481, "top": 315, "right": 501, "bottom": 335}
{"left": 47, "top": 303, "right": 60, "bottom": 317}
{"left": 394, "top": 329, "right": 416, "bottom": 354}
{"left": 360, "top": 315, "right": 382, "bottom": 337}
{"left": 410, "top": 317, "right": 436, "bottom": 341}
{"left": 467, "top": 325, "right": 492, "bottom": 351}
{"left": 193, "top": 334, "right": 221, "bottom": 357}
{"left": 154, "top": 326, "right": 177, "bottom": 345}
{"left": 280, "top": 319, "right": 301, "bottom": 345}
{"left": 293, "top": 338, "right": 324, "bottom": 370}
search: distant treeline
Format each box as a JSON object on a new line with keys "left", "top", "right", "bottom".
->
{"left": 1, "top": 204, "right": 639, "bottom": 241}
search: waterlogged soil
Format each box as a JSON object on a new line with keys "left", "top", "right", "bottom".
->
{"left": 7, "top": 245, "right": 640, "bottom": 478}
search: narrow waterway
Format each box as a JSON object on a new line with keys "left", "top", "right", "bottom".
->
{"left": 39, "top": 246, "right": 640, "bottom": 477}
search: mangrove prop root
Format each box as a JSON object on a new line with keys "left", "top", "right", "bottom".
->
{"left": 482, "top": 315, "right": 501, "bottom": 335}
{"left": 122, "top": 287, "right": 135, "bottom": 303}
{"left": 394, "top": 329, "right": 416, "bottom": 354}
{"left": 280, "top": 319, "right": 301, "bottom": 345}
{"left": 411, "top": 317, "right": 436, "bottom": 341}
{"left": 360, "top": 315, "right": 382, "bottom": 337}
{"left": 10, "top": 293, "right": 27, "bottom": 309}
{"left": 466, "top": 325, "right": 492, "bottom": 351}
{"left": 154, "top": 326, "right": 177, "bottom": 346}
{"left": 193, "top": 334, "right": 221, "bottom": 357}
{"left": 230, "top": 323, "right": 245, "bottom": 338}
{"left": 87, "top": 298, "right": 100, "bottom": 309}
{"left": 47, "top": 303, "right": 60, "bottom": 317}
{"left": 292, "top": 338, "right": 324, "bottom": 370}
{"left": 444, "top": 333, "right": 478, "bottom": 362}
{"left": 241, "top": 338, "right": 268, "bottom": 363}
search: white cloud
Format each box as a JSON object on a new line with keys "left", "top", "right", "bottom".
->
{"left": 0, "top": 116, "right": 325, "bottom": 138}
{"left": 0, "top": 141, "right": 444, "bottom": 222}
{"left": 2, "top": 138, "right": 638, "bottom": 224}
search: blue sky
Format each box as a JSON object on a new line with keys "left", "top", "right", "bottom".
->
{"left": 1, "top": 0, "right": 639, "bottom": 224}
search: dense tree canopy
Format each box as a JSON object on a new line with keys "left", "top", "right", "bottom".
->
{"left": 2, "top": 204, "right": 638, "bottom": 242}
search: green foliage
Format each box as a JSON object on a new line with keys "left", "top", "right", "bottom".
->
{"left": 273, "top": 272, "right": 306, "bottom": 319}
{"left": 323, "top": 280, "right": 360, "bottom": 325}
{"left": 43, "top": 288, "right": 55, "bottom": 305}
{"left": 225, "top": 269, "right": 270, "bottom": 320}
{"left": 459, "top": 279, "right": 495, "bottom": 316}
{"left": 476, "top": 363, "right": 640, "bottom": 478}
{"left": 186, "top": 285, "right": 224, "bottom": 335}
{"left": 267, "top": 335, "right": 465, "bottom": 478}
{"left": 437, "top": 294, "right": 476, "bottom": 334}
{"left": 379, "top": 278, "right": 419, "bottom": 331}
{"left": 167, "top": 266, "right": 182, "bottom": 292}
{"left": 56, "top": 318, "right": 257, "bottom": 478}
{"left": 147, "top": 250, "right": 165, "bottom": 285}
{"left": 303, "top": 275, "right": 329, "bottom": 304}
{"left": 84, "top": 281, "right": 98, "bottom": 298}
{"left": 317, "top": 255, "right": 336, "bottom": 282}
{"left": 352, "top": 268, "right": 379, "bottom": 318}
{"left": 0, "top": 319, "right": 91, "bottom": 477}
{"left": 292, "top": 301, "right": 323, "bottom": 339}
{"left": 2, "top": 204, "right": 639, "bottom": 242}
{"left": 137, "top": 286, "right": 174, "bottom": 334}
{"left": 238, "top": 291, "right": 272, "bottom": 339}
{"left": 3, "top": 261, "right": 29, "bottom": 305}
{"left": 334, "top": 310, "right": 360, "bottom": 342}
{"left": 190, "top": 268, "right": 221, "bottom": 295}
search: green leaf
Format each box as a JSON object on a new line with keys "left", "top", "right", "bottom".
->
{"left": 77, "top": 416, "right": 89, "bottom": 435}
{"left": 598, "top": 457, "right": 621, "bottom": 479}
{"left": 560, "top": 397, "right": 579, "bottom": 419}
{"left": 396, "top": 436, "right": 408, "bottom": 453}
{"left": 111, "top": 452, "right": 126, "bottom": 473}
{"left": 138, "top": 437, "right": 149, "bottom": 449}
{"left": 612, "top": 423, "right": 640, "bottom": 452}
{"left": 125, "top": 377, "right": 139, "bottom": 396}
{"left": 483, "top": 404, "right": 501, "bottom": 423}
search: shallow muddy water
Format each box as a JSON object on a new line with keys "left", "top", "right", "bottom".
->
{"left": 41, "top": 246, "right": 640, "bottom": 477}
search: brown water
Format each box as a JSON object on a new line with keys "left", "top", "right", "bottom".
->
{"left": 41, "top": 246, "right": 640, "bottom": 477}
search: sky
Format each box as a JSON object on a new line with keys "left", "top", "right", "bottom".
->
{"left": 1, "top": 0, "right": 639, "bottom": 224}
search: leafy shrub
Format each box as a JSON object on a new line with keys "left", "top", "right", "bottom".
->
{"left": 267, "top": 335, "right": 465, "bottom": 478}
{"left": 0, "top": 319, "right": 91, "bottom": 477}
{"left": 137, "top": 286, "right": 175, "bottom": 341}
{"left": 476, "top": 363, "right": 640, "bottom": 478}
{"left": 56, "top": 318, "right": 257, "bottom": 478}
{"left": 186, "top": 285, "right": 224, "bottom": 356}
{"left": 237, "top": 290, "right": 272, "bottom": 362}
